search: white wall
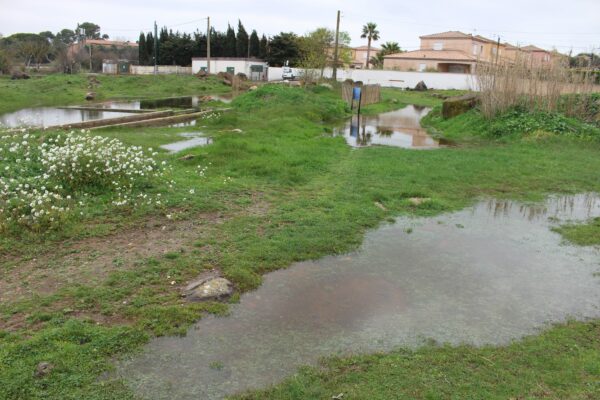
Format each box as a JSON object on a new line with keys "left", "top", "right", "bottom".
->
{"left": 130, "top": 65, "right": 192, "bottom": 75}
{"left": 191, "top": 58, "right": 267, "bottom": 81}
{"left": 268, "top": 67, "right": 477, "bottom": 90}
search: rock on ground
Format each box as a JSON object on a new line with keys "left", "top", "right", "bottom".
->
{"left": 182, "top": 271, "right": 233, "bottom": 301}
{"left": 34, "top": 362, "right": 54, "bottom": 378}
{"left": 414, "top": 81, "right": 428, "bottom": 91}
{"left": 442, "top": 94, "right": 478, "bottom": 119}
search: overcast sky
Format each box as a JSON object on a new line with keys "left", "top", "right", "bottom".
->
{"left": 1, "top": 0, "right": 598, "bottom": 54}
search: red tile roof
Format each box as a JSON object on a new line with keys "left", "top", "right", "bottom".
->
{"left": 84, "top": 39, "right": 138, "bottom": 47}
{"left": 419, "top": 31, "right": 494, "bottom": 43}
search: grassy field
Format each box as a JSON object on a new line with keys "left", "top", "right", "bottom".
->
{"left": 1, "top": 76, "right": 600, "bottom": 399}
{"left": 0, "top": 73, "right": 231, "bottom": 114}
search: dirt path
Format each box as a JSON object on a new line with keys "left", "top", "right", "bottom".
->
{"left": 0, "top": 212, "right": 224, "bottom": 305}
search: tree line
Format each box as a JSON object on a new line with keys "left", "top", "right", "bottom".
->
{"left": 138, "top": 20, "right": 268, "bottom": 66}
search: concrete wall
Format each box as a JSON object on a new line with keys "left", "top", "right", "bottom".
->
{"left": 129, "top": 65, "right": 192, "bottom": 75}
{"left": 191, "top": 58, "right": 268, "bottom": 81}
{"left": 268, "top": 67, "right": 477, "bottom": 90}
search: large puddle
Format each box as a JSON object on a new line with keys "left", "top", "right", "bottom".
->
{"left": 0, "top": 94, "right": 232, "bottom": 128}
{"left": 334, "top": 105, "right": 444, "bottom": 149}
{"left": 119, "top": 194, "right": 600, "bottom": 399}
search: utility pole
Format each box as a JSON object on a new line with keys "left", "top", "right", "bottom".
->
{"left": 332, "top": 10, "right": 341, "bottom": 81}
{"left": 89, "top": 42, "right": 92, "bottom": 71}
{"left": 153, "top": 21, "right": 158, "bottom": 75}
{"left": 206, "top": 17, "right": 211, "bottom": 74}
{"left": 495, "top": 36, "right": 500, "bottom": 65}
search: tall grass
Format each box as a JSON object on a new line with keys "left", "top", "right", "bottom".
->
{"left": 475, "top": 54, "right": 597, "bottom": 120}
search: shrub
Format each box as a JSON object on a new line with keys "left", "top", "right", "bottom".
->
{"left": 486, "top": 108, "right": 599, "bottom": 138}
{"left": 0, "top": 131, "right": 165, "bottom": 232}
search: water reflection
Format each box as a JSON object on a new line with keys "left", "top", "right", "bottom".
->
{"left": 0, "top": 107, "right": 135, "bottom": 129}
{"left": 0, "top": 94, "right": 233, "bottom": 128}
{"left": 336, "top": 105, "right": 443, "bottom": 149}
{"left": 119, "top": 193, "right": 600, "bottom": 400}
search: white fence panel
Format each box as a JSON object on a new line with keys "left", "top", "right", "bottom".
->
{"left": 267, "top": 67, "right": 477, "bottom": 90}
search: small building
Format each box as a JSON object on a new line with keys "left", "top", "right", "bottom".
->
{"left": 191, "top": 58, "right": 268, "bottom": 81}
{"left": 102, "top": 59, "right": 132, "bottom": 75}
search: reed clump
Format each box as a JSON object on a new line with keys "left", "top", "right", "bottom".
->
{"left": 475, "top": 53, "right": 597, "bottom": 121}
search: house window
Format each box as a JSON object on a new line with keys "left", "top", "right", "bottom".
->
{"left": 433, "top": 42, "right": 443, "bottom": 51}
{"left": 472, "top": 44, "right": 478, "bottom": 55}
{"left": 492, "top": 47, "right": 497, "bottom": 55}
{"left": 418, "top": 63, "right": 426, "bottom": 72}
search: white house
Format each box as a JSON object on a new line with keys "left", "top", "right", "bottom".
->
{"left": 191, "top": 57, "right": 268, "bottom": 81}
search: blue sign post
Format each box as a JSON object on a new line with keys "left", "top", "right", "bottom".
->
{"left": 351, "top": 86, "right": 362, "bottom": 113}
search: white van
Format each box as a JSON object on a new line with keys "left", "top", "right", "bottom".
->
{"left": 282, "top": 66, "right": 295, "bottom": 80}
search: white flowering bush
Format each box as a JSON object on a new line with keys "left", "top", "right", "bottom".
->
{"left": 40, "top": 134, "right": 159, "bottom": 191}
{"left": 0, "top": 130, "right": 165, "bottom": 232}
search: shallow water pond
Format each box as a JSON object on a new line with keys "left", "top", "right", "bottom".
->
{"left": 334, "top": 105, "right": 445, "bottom": 149}
{"left": 0, "top": 94, "right": 232, "bottom": 128}
{"left": 0, "top": 106, "right": 136, "bottom": 128}
{"left": 119, "top": 193, "right": 600, "bottom": 399}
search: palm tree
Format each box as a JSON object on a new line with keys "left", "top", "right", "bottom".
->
{"left": 361, "top": 22, "right": 380, "bottom": 69}
{"left": 381, "top": 42, "right": 401, "bottom": 55}
{"left": 370, "top": 42, "right": 402, "bottom": 69}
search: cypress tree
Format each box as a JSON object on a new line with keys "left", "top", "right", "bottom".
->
{"left": 236, "top": 20, "right": 248, "bottom": 58}
{"left": 225, "top": 24, "right": 236, "bottom": 57}
{"left": 249, "top": 30, "right": 259, "bottom": 58}
{"left": 138, "top": 32, "right": 147, "bottom": 65}
{"left": 146, "top": 32, "right": 154, "bottom": 65}
{"left": 259, "top": 34, "right": 268, "bottom": 60}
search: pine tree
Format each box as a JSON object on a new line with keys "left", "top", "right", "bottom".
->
{"left": 236, "top": 20, "right": 248, "bottom": 58}
{"left": 259, "top": 34, "right": 268, "bottom": 60}
{"left": 249, "top": 30, "right": 260, "bottom": 58}
{"left": 225, "top": 24, "right": 236, "bottom": 57}
{"left": 138, "top": 33, "right": 147, "bottom": 65}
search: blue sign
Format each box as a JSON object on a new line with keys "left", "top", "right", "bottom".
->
{"left": 352, "top": 87, "right": 361, "bottom": 100}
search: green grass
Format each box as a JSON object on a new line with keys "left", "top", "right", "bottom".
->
{"left": 0, "top": 74, "right": 230, "bottom": 114}
{"left": 236, "top": 321, "right": 600, "bottom": 400}
{"left": 423, "top": 105, "right": 600, "bottom": 142}
{"left": 1, "top": 80, "right": 600, "bottom": 399}
{"left": 553, "top": 217, "right": 600, "bottom": 246}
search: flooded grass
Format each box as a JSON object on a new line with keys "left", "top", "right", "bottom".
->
{"left": 334, "top": 105, "right": 440, "bottom": 149}
{"left": 160, "top": 133, "right": 213, "bottom": 153}
{"left": 118, "top": 194, "right": 600, "bottom": 399}
{"left": 553, "top": 217, "right": 600, "bottom": 246}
